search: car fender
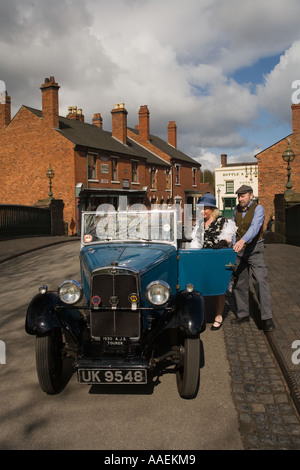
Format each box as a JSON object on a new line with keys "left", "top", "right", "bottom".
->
{"left": 176, "top": 290, "right": 204, "bottom": 336}
{"left": 25, "top": 292, "right": 82, "bottom": 338}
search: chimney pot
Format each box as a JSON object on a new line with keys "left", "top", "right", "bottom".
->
{"left": 93, "top": 112, "right": 103, "bottom": 129}
{"left": 138, "top": 105, "right": 150, "bottom": 141}
{"left": 40, "top": 76, "right": 60, "bottom": 128}
{"left": 167, "top": 120, "right": 177, "bottom": 148}
{"left": 221, "top": 154, "right": 227, "bottom": 167}
{"left": 111, "top": 103, "right": 128, "bottom": 144}
{"left": 0, "top": 91, "right": 11, "bottom": 128}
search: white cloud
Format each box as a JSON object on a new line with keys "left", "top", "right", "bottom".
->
{"left": 257, "top": 40, "right": 300, "bottom": 123}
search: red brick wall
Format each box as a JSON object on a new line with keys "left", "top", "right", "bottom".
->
{"left": 0, "top": 85, "right": 201, "bottom": 234}
{"left": 257, "top": 133, "right": 300, "bottom": 226}
{"left": 0, "top": 106, "right": 76, "bottom": 232}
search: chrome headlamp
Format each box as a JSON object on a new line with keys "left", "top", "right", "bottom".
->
{"left": 145, "top": 280, "right": 171, "bottom": 306}
{"left": 58, "top": 280, "right": 83, "bottom": 305}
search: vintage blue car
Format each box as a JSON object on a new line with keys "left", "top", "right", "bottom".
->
{"left": 25, "top": 209, "right": 236, "bottom": 399}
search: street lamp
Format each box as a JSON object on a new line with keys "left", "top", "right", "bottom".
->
{"left": 46, "top": 164, "right": 55, "bottom": 199}
{"left": 282, "top": 140, "right": 295, "bottom": 195}
{"left": 217, "top": 187, "right": 221, "bottom": 209}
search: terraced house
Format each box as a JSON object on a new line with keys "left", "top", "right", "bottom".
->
{"left": 0, "top": 76, "right": 201, "bottom": 234}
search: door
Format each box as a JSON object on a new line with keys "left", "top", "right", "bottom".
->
{"left": 178, "top": 248, "right": 237, "bottom": 296}
{"left": 222, "top": 197, "right": 236, "bottom": 218}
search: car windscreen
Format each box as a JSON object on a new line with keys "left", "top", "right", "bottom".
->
{"left": 81, "top": 210, "right": 177, "bottom": 246}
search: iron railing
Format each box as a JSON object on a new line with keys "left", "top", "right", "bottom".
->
{"left": 0, "top": 204, "right": 51, "bottom": 240}
{"left": 285, "top": 203, "right": 300, "bottom": 247}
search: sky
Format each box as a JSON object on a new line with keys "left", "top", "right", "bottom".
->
{"left": 1, "top": 0, "right": 300, "bottom": 171}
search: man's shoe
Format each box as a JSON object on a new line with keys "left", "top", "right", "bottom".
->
{"left": 231, "top": 316, "right": 250, "bottom": 325}
{"left": 262, "top": 318, "right": 275, "bottom": 332}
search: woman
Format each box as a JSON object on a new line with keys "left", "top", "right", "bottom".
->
{"left": 192, "top": 193, "right": 236, "bottom": 331}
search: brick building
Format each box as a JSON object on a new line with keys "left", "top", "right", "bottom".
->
{"left": 215, "top": 153, "right": 258, "bottom": 217}
{"left": 0, "top": 76, "right": 202, "bottom": 234}
{"left": 255, "top": 104, "right": 300, "bottom": 224}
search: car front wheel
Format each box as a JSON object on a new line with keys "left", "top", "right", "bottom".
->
{"left": 35, "top": 329, "right": 63, "bottom": 394}
{"left": 176, "top": 336, "right": 200, "bottom": 399}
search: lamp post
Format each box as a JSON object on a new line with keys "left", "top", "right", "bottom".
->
{"left": 46, "top": 164, "right": 55, "bottom": 200}
{"left": 217, "top": 187, "right": 221, "bottom": 209}
{"left": 282, "top": 140, "right": 295, "bottom": 195}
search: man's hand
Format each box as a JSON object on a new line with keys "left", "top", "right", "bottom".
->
{"left": 233, "top": 239, "right": 246, "bottom": 252}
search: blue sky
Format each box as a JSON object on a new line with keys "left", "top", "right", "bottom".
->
{"left": 1, "top": 0, "right": 300, "bottom": 171}
{"left": 231, "top": 55, "right": 282, "bottom": 87}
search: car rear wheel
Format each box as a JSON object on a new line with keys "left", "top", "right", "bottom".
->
{"left": 36, "top": 329, "right": 63, "bottom": 394}
{"left": 176, "top": 336, "right": 200, "bottom": 399}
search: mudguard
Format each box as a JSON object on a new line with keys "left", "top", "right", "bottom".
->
{"left": 25, "top": 292, "right": 82, "bottom": 339}
{"left": 175, "top": 290, "right": 204, "bottom": 336}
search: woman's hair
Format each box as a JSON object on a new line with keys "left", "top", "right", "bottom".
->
{"left": 211, "top": 208, "right": 221, "bottom": 220}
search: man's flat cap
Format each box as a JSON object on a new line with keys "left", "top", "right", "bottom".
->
{"left": 236, "top": 185, "right": 253, "bottom": 194}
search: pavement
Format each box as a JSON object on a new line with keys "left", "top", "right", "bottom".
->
{"left": 1, "top": 236, "right": 300, "bottom": 449}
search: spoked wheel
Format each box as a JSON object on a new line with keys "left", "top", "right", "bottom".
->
{"left": 36, "top": 329, "right": 64, "bottom": 394}
{"left": 176, "top": 336, "right": 200, "bottom": 399}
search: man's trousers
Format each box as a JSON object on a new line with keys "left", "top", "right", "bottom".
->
{"left": 233, "top": 242, "right": 273, "bottom": 320}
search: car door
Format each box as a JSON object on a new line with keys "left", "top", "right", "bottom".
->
{"left": 177, "top": 248, "right": 237, "bottom": 296}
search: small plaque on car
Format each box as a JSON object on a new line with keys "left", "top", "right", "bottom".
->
{"left": 78, "top": 368, "right": 147, "bottom": 384}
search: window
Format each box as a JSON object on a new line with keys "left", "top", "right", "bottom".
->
{"left": 192, "top": 168, "right": 197, "bottom": 186}
{"left": 88, "top": 154, "right": 97, "bottom": 180}
{"left": 165, "top": 168, "right": 171, "bottom": 190}
{"left": 226, "top": 180, "right": 234, "bottom": 193}
{"left": 112, "top": 158, "right": 118, "bottom": 182}
{"left": 150, "top": 168, "right": 157, "bottom": 190}
{"left": 132, "top": 161, "right": 138, "bottom": 183}
{"left": 175, "top": 164, "right": 181, "bottom": 185}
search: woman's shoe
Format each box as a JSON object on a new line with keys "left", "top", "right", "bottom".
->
{"left": 210, "top": 320, "right": 223, "bottom": 331}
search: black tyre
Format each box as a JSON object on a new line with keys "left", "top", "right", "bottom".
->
{"left": 36, "top": 329, "right": 63, "bottom": 394}
{"left": 176, "top": 336, "right": 200, "bottom": 399}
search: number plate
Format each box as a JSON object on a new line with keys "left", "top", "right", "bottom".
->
{"left": 78, "top": 368, "right": 147, "bottom": 384}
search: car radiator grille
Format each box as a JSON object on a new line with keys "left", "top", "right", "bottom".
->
{"left": 90, "top": 270, "right": 140, "bottom": 338}
{"left": 91, "top": 272, "right": 138, "bottom": 309}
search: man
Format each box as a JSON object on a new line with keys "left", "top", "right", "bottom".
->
{"left": 231, "top": 185, "right": 275, "bottom": 332}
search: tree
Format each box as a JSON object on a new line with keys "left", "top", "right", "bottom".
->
{"left": 201, "top": 169, "right": 215, "bottom": 191}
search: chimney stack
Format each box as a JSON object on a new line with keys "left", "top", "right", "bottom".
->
{"left": 40, "top": 76, "right": 60, "bottom": 128}
{"left": 0, "top": 91, "right": 11, "bottom": 128}
{"left": 111, "top": 103, "right": 128, "bottom": 144}
{"left": 66, "top": 106, "right": 84, "bottom": 122}
{"left": 93, "top": 113, "right": 103, "bottom": 129}
{"left": 221, "top": 154, "right": 227, "bottom": 167}
{"left": 168, "top": 121, "right": 177, "bottom": 148}
{"left": 291, "top": 104, "right": 300, "bottom": 134}
{"left": 138, "top": 105, "right": 150, "bottom": 141}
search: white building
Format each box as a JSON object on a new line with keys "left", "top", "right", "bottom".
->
{"left": 215, "top": 154, "right": 258, "bottom": 217}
